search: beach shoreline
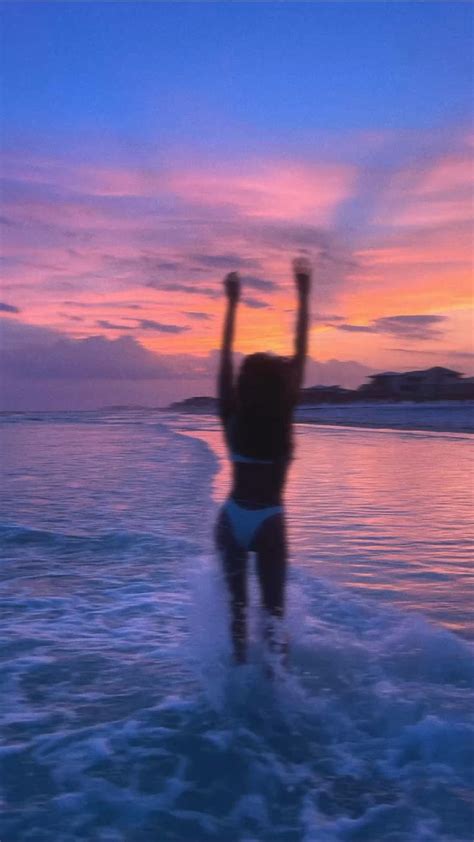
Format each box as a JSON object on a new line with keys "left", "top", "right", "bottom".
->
{"left": 171, "top": 401, "right": 474, "bottom": 435}
{"left": 295, "top": 418, "right": 474, "bottom": 435}
{"left": 294, "top": 401, "right": 474, "bottom": 435}
{"left": 1, "top": 401, "right": 473, "bottom": 435}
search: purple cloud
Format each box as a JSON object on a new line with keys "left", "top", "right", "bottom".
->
{"left": 372, "top": 315, "right": 446, "bottom": 340}
{"left": 138, "top": 319, "right": 189, "bottom": 334}
{"left": 305, "top": 357, "right": 373, "bottom": 389}
{"left": 312, "top": 314, "right": 345, "bottom": 324}
{"left": 155, "top": 282, "right": 219, "bottom": 298}
{"left": 337, "top": 314, "right": 447, "bottom": 341}
{"left": 2, "top": 332, "right": 174, "bottom": 380}
{"left": 96, "top": 317, "right": 189, "bottom": 333}
{"left": 96, "top": 319, "right": 134, "bottom": 331}
{"left": 64, "top": 300, "right": 145, "bottom": 310}
{"left": 102, "top": 254, "right": 183, "bottom": 277}
{"left": 183, "top": 311, "right": 212, "bottom": 321}
{"left": 188, "top": 253, "right": 261, "bottom": 271}
{"left": 1, "top": 317, "right": 60, "bottom": 349}
{"left": 388, "top": 347, "right": 474, "bottom": 360}
{"left": 59, "top": 313, "right": 84, "bottom": 322}
{"left": 241, "top": 275, "right": 279, "bottom": 292}
{"left": 338, "top": 324, "right": 374, "bottom": 333}
{"left": 243, "top": 297, "right": 269, "bottom": 309}
{"left": 0, "top": 302, "right": 20, "bottom": 313}
{"left": 0, "top": 318, "right": 377, "bottom": 408}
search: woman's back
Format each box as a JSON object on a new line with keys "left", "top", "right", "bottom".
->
{"left": 223, "top": 353, "right": 297, "bottom": 505}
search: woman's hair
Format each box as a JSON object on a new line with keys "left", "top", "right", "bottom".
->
{"left": 234, "top": 353, "right": 294, "bottom": 460}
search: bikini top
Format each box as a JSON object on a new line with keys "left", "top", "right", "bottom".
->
{"left": 231, "top": 452, "right": 274, "bottom": 465}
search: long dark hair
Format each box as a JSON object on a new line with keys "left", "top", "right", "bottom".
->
{"left": 234, "top": 353, "right": 294, "bottom": 461}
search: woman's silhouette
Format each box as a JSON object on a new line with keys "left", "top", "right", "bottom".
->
{"left": 215, "top": 258, "right": 311, "bottom": 664}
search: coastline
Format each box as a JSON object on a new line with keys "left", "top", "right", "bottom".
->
{"left": 0, "top": 401, "right": 472, "bottom": 435}
{"left": 294, "top": 401, "right": 474, "bottom": 435}
{"left": 170, "top": 401, "right": 474, "bottom": 435}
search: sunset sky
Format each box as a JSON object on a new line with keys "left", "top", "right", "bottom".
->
{"left": 1, "top": 1, "right": 473, "bottom": 409}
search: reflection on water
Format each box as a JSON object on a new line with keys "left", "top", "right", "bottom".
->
{"left": 1, "top": 412, "right": 473, "bottom": 842}
{"left": 186, "top": 421, "right": 474, "bottom": 638}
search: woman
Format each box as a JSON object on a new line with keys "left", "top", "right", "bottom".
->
{"left": 215, "top": 258, "right": 311, "bottom": 664}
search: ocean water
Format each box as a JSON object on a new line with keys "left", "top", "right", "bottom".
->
{"left": 1, "top": 410, "right": 473, "bottom": 842}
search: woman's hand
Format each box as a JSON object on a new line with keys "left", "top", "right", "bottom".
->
{"left": 224, "top": 271, "right": 241, "bottom": 305}
{"left": 292, "top": 257, "right": 311, "bottom": 298}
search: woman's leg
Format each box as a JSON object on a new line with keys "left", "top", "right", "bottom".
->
{"left": 215, "top": 508, "right": 248, "bottom": 664}
{"left": 254, "top": 512, "right": 287, "bottom": 656}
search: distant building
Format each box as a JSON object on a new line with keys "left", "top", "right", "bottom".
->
{"left": 452, "top": 376, "right": 474, "bottom": 400}
{"left": 167, "top": 367, "right": 474, "bottom": 413}
{"left": 359, "top": 367, "right": 472, "bottom": 401}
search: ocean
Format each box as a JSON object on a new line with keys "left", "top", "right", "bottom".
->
{"left": 1, "top": 410, "right": 473, "bottom": 842}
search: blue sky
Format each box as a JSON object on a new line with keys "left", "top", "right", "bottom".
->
{"left": 2, "top": 2, "right": 472, "bottom": 148}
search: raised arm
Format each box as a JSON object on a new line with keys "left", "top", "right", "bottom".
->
{"left": 292, "top": 257, "right": 311, "bottom": 394}
{"left": 217, "top": 271, "right": 240, "bottom": 423}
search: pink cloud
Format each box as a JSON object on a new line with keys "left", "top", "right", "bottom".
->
{"left": 2, "top": 152, "right": 356, "bottom": 228}
{"left": 373, "top": 152, "right": 473, "bottom": 228}
{"left": 357, "top": 221, "right": 472, "bottom": 267}
{"left": 166, "top": 161, "right": 356, "bottom": 224}
{"left": 2, "top": 153, "right": 165, "bottom": 200}
{"left": 415, "top": 155, "right": 473, "bottom": 196}
{"left": 2, "top": 131, "right": 472, "bottom": 371}
{"left": 1, "top": 151, "right": 357, "bottom": 333}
